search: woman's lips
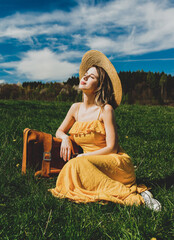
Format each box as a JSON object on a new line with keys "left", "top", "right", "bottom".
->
{"left": 80, "top": 81, "right": 86, "bottom": 85}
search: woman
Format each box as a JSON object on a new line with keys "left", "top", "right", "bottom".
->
{"left": 49, "top": 50, "right": 161, "bottom": 211}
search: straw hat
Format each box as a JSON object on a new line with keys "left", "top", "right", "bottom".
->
{"left": 79, "top": 50, "right": 122, "bottom": 107}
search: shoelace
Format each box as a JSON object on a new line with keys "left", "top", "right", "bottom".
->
{"left": 141, "top": 191, "right": 162, "bottom": 212}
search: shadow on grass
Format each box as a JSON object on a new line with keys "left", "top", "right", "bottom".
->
{"left": 137, "top": 172, "right": 174, "bottom": 189}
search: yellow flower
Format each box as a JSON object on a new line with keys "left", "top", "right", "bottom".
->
{"left": 151, "top": 238, "right": 157, "bottom": 240}
{"left": 125, "top": 136, "right": 128, "bottom": 138}
{"left": 16, "top": 164, "right": 20, "bottom": 168}
{"left": 13, "top": 139, "right": 16, "bottom": 142}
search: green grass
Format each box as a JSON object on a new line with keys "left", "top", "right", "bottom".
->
{"left": 0, "top": 100, "right": 173, "bottom": 240}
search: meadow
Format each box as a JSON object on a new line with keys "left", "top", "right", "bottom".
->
{"left": 0, "top": 100, "right": 173, "bottom": 240}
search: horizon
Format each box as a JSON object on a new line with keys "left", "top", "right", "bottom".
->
{"left": 0, "top": 68, "right": 173, "bottom": 86}
{"left": 0, "top": 0, "right": 174, "bottom": 84}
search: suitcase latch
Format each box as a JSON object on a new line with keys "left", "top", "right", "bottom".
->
{"left": 43, "top": 152, "right": 51, "bottom": 161}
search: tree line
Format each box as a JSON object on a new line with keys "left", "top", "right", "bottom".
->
{"left": 0, "top": 71, "right": 173, "bottom": 105}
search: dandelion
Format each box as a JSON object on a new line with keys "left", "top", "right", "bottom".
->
{"left": 13, "top": 139, "right": 16, "bottom": 142}
{"left": 125, "top": 136, "right": 128, "bottom": 139}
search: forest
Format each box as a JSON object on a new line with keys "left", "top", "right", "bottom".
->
{"left": 0, "top": 70, "right": 173, "bottom": 105}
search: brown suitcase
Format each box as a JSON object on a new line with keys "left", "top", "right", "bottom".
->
{"left": 22, "top": 128, "right": 81, "bottom": 177}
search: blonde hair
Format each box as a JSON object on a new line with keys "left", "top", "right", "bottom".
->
{"left": 93, "top": 65, "right": 117, "bottom": 109}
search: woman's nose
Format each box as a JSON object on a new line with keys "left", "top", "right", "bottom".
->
{"left": 83, "top": 74, "right": 89, "bottom": 80}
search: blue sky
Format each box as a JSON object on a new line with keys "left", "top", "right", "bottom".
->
{"left": 0, "top": 0, "right": 174, "bottom": 84}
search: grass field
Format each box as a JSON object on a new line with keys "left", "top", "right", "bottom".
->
{"left": 0, "top": 100, "right": 173, "bottom": 240}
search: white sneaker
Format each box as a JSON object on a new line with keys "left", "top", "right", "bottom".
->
{"left": 141, "top": 190, "right": 162, "bottom": 212}
{"left": 141, "top": 190, "right": 153, "bottom": 198}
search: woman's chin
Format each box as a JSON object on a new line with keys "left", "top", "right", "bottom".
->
{"left": 79, "top": 85, "right": 86, "bottom": 90}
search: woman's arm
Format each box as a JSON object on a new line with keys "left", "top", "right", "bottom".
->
{"left": 56, "top": 102, "right": 80, "bottom": 161}
{"left": 77, "top": 104, "right": 118, "bottom": 157}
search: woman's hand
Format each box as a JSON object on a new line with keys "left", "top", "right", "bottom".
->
{"left": 60, "top": 136, "right": 74, "bottom": 162}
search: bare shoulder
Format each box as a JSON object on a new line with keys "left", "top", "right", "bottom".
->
{"left": 69, "top": 102, "right": 81, "bottom": 119}
{"left": 103, "top": 104, "right": 113, "bottom": 111}
{"left": 100, "top": 104, "right": 114, "bottom": 121}
{"left": 102, "top": 104, "right": 114, "bottom": 116}
{"left": 71, "top": 102, "right": 81, "bottom": 110}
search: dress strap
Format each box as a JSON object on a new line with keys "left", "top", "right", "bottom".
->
{"left": 76, "top": 103, "right": 81, "bottom": 121}
{"left": 97, "top": 107, "right": 102, "bottom": 120}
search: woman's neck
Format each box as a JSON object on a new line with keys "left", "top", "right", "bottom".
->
{"left": 83, "top": 93, "right": 96, "bottom": 108}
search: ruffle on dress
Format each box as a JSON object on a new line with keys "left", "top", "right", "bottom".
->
{"left": 69, "top": 120, "right": 105, "bottom": 136}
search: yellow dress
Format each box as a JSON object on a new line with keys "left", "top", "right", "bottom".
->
{"left": 49, "top": 112, "right": 147, "bottom": 205}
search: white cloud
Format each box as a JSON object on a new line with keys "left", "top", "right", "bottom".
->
{"left": 57, "top": 45, "right": 69, "bottom": 51}
{"left": 0, "top": 49, "right": 81, "bottom": 81}
{"left": 0, "top": 79, "right": 6, "bottom": 84}
{"left": 84, "top": 0, "right": 174, "bottom": 55}
{"left": 58, "top": 50, "right": 84, "bottom": 61}
{"left": 16, "top": 48, "right": 79, "bottom": 81}
{"left": 86, "top": 36, "right": 117, "bottom": 53}
{"left": 3, "top": 69, "right": 14, "bottom": 75}
{"left": 0, "top": 0, "right": 174, "bottom": 57}
{"left": 115, "top": 58, "right": 174, "bottom": 62}
{"left": 0, "top": 24, "right": 66, "bottom": 41}
{"left": 0, "top": 61, "right": 18, "bottom": 68}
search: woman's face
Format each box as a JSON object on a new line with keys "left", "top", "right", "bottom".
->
{"left": 79, "top": 67, "right": 99, "bottom": 94}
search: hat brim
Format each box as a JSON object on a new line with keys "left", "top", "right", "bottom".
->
{"left": 79, "top": 50, "right": 122, "bottom": 107}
